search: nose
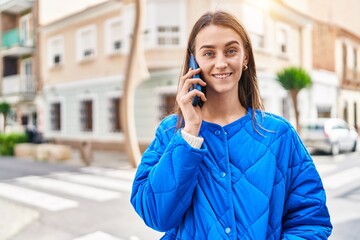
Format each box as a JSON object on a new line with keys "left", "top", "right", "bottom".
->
{"left": 215, "top": 55, "right": 228, "bottom": 69}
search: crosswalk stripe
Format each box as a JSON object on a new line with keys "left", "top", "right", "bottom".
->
{"left": 15, "top": 176, "right": 121, "bottom": 202}
{"left": 51, "top": 172, "right": 132, "bottom": 192}
{"left": 81, "top": 167, "right": 136, "bottom": 181}
{"left": 73, "top": 231, "right": 124, "bottom": 240}
{"left": 314, "top": 164, "right": 337, "bottom": 176}
{"left": 0, "top": 183, "right": 78, "bottom": 211}
{"left": 322, "top": 167, "right": 360, "bottom": 190}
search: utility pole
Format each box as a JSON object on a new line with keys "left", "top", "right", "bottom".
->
{"left": 33, "top": 0, "right": 41, "bottom": 94}
{"left": 120, "top": 0, "right": 148, "bottom": 168}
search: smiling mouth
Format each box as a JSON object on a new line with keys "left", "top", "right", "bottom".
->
{"left": 213, "top": 73, "right": 232, "bottom": 79}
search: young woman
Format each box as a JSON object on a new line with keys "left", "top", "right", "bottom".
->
{"left": 131, "top": 11, "right": 332, "bottom": 239}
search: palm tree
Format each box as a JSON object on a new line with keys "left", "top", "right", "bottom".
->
{"left": 276, "top": 67, "right": 312, "bottom": 132}
{"left": 0, "top": 102, "right": 11, "bottom": 132}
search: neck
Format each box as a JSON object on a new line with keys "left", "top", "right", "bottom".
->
{"left": 202, "top": 94, "right": 246, "bottom": 126}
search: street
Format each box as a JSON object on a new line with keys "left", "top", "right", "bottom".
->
{"left": 312, "top": 151, "right": 360, "bottom": 240}
{"left": 0, "top": 151, "right": 359, "bottom": 240}
{"left": 0, "top": 157, "right": 163, "bottom": 240}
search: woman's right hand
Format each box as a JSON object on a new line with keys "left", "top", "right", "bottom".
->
{"left": 176, "top": 68, "right": 207, "bottom": 136}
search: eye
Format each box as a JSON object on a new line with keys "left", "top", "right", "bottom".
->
{"left": 226, "top": 48, "right": 238, "bottom": 55}
{"left": 204, "top": 51, "right": 214, "bottom": 57}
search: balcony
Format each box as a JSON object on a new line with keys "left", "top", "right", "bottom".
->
{"left": 0, "top": 0, "right": 33, "bottom": 14}
{"left": 2, "top": 74, "right": 36, "bottom": 101}
{"left": 1, "top": 28, "right": 34, "bottom": 56}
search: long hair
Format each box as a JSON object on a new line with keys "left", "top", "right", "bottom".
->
{"left": 175, "top": 11, "right": 264, "bottom": 129}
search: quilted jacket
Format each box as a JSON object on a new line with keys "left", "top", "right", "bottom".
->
{"left": 131, "top": 109, "right": 332, "bottom": 239}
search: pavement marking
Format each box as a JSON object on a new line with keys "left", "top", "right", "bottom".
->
{"left": 51, "top": 172, "right": 132, "bottom": 192}
{"left": 73, "top": 231, "right": 124, "bottom": 240}
{"left": 81, "top": 167, "right": 136, "bottom": 181}
{"left": 0, "top": 198, "right": 39, "bottom": 240}
{"left": 322, "top": 167, "right": 360, "bottom": 190}
{"left": 15, "top": 176, "right": 121, "bottom": 202}
{"left": 0, "top": 183, "right": 78, "bottom": 211}
{"left": 314, "top": 164, "right": 337, "bottom": 176}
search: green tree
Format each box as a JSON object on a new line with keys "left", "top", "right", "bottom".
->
{"left": 276, "top": 67, "right": 312, "bottom": 132}
{"left": 0, "top": 102, "right": 11, "bottom": 132}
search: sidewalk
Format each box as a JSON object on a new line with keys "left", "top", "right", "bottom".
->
{"left": 0, "top": 199, "right": 39, "bottom": 240}
{"left": 56, "top": 147, "right": 136, "bottom": 170}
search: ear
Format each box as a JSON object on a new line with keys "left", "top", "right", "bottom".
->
{"left": 243, "top": 52, "right": 249, "bottom": 66}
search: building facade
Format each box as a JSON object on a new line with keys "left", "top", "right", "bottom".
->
{"left": 36, "top": 0, "right": 360, "bottom": 153}
{"left": 0, "top": 0, "right": 39, "bottom": 132}
{"left": 39, "top": 0, "right": 320, "bottom": 150}
{"left": 336, "top": 28, "right": 360, "bottom": 131}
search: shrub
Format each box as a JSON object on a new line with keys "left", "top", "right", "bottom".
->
{"left": 0, "top": 133, "right": 28, "bottom": 156}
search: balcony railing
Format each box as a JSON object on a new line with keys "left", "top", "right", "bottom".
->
{"left": 2, "top": 74, "right": 36, "bottom": 99}
{"left": 2, "top": 28, "right": 33, "bottom": 48}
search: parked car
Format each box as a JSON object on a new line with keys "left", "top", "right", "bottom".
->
{"left": 300, "top": 118, "right": 359, "bottom": 155}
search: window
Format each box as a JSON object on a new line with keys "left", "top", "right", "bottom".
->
{"left": 105, "top": 17, "right": 124, "bottom": 55}
{"left": 279, "top": 29, "right": 288, "bottom": 53}
{"left": 353, "top": 48, "right": 358, "bottom": 79}
{"left": 342, "top": 44, "right": 347, "bottom": 80}
{"left": 21, "top": 58, "right": 34, "bottom": 93}
{"left": 343, "top": 101, "right": 348, "bottom": 122}
{"left": 80, "top": 100, "right": 93, "bottom": 132}
{"left": 242, "top": 4, "right": 265, "bottom": 49}
{"left": 76, "top": 25, "right": 96, "bottom": 61}
{"left": 153, "top": 0, "right": 183, "bottom": 48}
{"left": 157, "top": 26, "right": 180, "bottom": 46}
{"left": 50, "top": 102, "right": 61, "bottom": 131}
{"left": 21, "top": 115, "right": 29, "bottom": 126}
{"left": 276, "top": 24, "right": 290, "bottom": 55}
{"left": 317, "top": 106, "right": 331, "bottom": 118}
{"left": 47, "top": 36, "right": 64, "bottom": 67}
{"left": 4, "top": 57, "right": 17, "bottom": 76}
{"left": 159, "top": 94, "right": 176, "bottom": 120}
{"left": 108, "top": 97, "right": 121, "bottom": 132}
{"left": 19, "top": 13, "right": 33, "bottom": 46}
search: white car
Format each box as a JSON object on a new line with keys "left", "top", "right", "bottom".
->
{"left": 300, "top": 118, "right": 358, "bottom": 155}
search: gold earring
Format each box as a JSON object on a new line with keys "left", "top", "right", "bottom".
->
{"left": 243, "top": 65, "right": 248, "bottom": 70}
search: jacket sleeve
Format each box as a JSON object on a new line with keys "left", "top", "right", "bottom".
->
{"left": 281, "top": 129, "right": 332, "bottom": 239}
{"left": 130, "top": 121, "right": 206, "bottom": 232}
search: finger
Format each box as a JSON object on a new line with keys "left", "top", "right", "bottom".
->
{"left": 178, "top": 68, "right": 201, "bottom": 89}
{"left": 178, "top": 89, "right": 206, "bottom": 106}
{"left": 183, "top": 78, "right": 206, "bottom": 92}
{"left": 186, "top": 68, "right": 201, "bottom": 78}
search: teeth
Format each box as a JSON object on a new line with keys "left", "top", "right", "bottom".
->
{"left": 214, "top": 73, "right": 230, "bottom": 79}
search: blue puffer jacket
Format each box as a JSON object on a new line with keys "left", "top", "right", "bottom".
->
{"left": 131, "top": 109, "right": 332, "bottom": 239}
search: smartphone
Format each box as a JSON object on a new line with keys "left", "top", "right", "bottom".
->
{"left": 189, "top": 54, "right": 204, "bottom": 107}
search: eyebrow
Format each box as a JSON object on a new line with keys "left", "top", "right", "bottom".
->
{"left": 199, "top": 40, "right": 240, "bottom": 50}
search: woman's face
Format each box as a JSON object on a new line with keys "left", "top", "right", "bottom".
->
{"left": 194, "top": 25, "right": 248, "bottom": 97}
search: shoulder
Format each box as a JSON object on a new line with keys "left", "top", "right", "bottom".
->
{"left": 262, "top": 111, "right": 293, "bottom": 129}
{"left": 253, "top": 110, "right": 297, "bottom": 138}
{"left": 156, "top": 114, "right": 178, "bottom": 136}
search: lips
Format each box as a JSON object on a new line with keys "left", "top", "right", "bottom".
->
{"left": 213, "top": 73, "right": 232, "bottom": 79}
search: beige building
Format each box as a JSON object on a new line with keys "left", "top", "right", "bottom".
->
{"left": 268, "top": 0, "right": 360, "bottom": 129}
{"left": 336, "top": 28, "right": 360, "bottom": 130}
{"left": 38, "top": 0, "right": 319, "bottom": 150}
{"left": 309, "top": 1, "right": 360, "bottom": 130}
{"left": 0, "top": 0, "right": 39, "bottom": 133}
